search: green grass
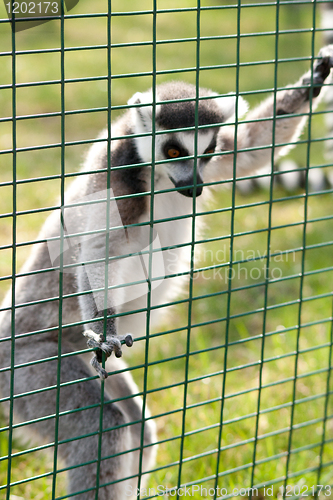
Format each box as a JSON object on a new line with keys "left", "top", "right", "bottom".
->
{"left": 0, "top": 0, "right": 332, "bottom": 498}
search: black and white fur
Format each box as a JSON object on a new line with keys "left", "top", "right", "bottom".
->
{"left": 1, "top": 46, "right": 333, "bottom": 500}
{"left": 239, "top": 3, "right": 333, "bottom": 195}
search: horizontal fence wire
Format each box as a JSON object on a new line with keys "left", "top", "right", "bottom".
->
{"left": 0, "top": 0, "right": 332, "bottom": 499}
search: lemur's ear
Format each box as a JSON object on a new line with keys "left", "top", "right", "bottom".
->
{"left": 128, "top": 90, "right": 161, "bottom": 131}
{"left": 214, "top": 92, "right": 249, "bottom": 121}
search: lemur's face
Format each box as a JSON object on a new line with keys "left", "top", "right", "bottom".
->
{"left": 128, "top": 82, "right": 248, "bottom": 197}
{"left": 154, "top": 129, "right": 217, "bottom": 197}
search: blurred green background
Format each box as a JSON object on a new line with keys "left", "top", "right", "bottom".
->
{"left": 0, "top": 0, "right": 332, "bottom": 498}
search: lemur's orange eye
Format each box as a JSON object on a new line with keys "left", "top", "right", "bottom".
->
{"left": 167, "top": 148, "right": 180, "bottom": 158}
{"left": 205, "top": 148, "right": 215, "bottom": 155}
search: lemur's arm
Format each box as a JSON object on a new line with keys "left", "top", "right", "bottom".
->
{"left": 210, "top": 45, "right": 333, "bottom": 180}
{"left": 75, "top": 190, "right": 135, "bottom": 380}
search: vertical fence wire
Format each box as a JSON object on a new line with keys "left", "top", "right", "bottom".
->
{"left": 176, "top": 2, "right": 203, "bottom": 497}
{"left": 51, "top": 1, "right": 66, "bottom": 498}
{"left": 136, "top": 2, "right": 158, "bottom": 498}
{"left": 283, "top": 2, "right": 317, "bottom": 495}
{"left": 6, "top": 9, "right": 17, "bottom": 500}
{"left": 316, "top": 298, "right": 333, "bottom": 486}
{"left": 213, "top": 1, "right": 242, "bottom": 497}
{"left": 93, "top": 0, "right": 115, "bottom": 497}
{"left": 250, "top": 0, "right": 280, "bottom": 491}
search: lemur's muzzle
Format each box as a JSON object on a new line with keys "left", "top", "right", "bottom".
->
{"left": 170, "top": 173, "right": 203, "bottom": 198}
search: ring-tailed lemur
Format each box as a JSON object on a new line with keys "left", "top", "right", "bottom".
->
{"left": 1, "top": 46, "right": 333, "bottom": 500}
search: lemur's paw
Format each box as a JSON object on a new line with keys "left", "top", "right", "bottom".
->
{"left": 84, "top": 330, "right": 133, "bottom": 357}
{"left": 84, "top": 329, "right": 114, "bottom": 357}
{"left": 317, "top": 45, "right": 333, "bottom": 65}
{"left": 303, "top": 45, "right": 333, "bottom": 98}
{"left": 83, "top": 330, "right": 133, "bottom": 379}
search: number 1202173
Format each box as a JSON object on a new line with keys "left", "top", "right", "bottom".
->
{"left": 5, "top": 2, "right": 59, "bottom": 14}
{"left": 279, "top": 485, "right": 332, "bottom": 497}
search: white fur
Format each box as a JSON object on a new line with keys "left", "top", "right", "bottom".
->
{"left": 214, "top": 92, "right": 249, "bottom": 121}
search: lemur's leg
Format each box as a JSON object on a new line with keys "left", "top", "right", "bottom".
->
{"left": 0, "top": 242, "right": 155, "bottom": 498}
{"left": 103, "top": 357, "right": 158, "bottom": 484}
{"left": 210, "top": 45, "right": 333, "bottom": 180}
{"left": 0, "top": 330, "right": 153, "bottom": 500}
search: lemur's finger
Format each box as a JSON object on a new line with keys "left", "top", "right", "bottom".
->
{"left": 90, "top": 354, "right": 109, "bottom": 380}
{"left": 120, "top": 333, "right": 134, "bottom": 348}
{"left": 106, "top": 336, "right": 123, "bottom": 358}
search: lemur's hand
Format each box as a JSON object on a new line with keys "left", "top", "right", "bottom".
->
{"left": 83, "top": 329, "right": 133, "bottom": 379}
{"left": 302, "top": 45, "right": 333, "bottom": 99}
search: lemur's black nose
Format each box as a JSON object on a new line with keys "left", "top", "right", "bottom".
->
{"left": 171, "top": 175, "right": 203, "bottom": 198}
{"left": 181, "top": 185, "right": 203, "bottom": 197}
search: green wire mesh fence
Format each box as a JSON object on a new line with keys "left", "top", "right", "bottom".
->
{"left": 0, "top": 0, "right": 333, "bottom": 499}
